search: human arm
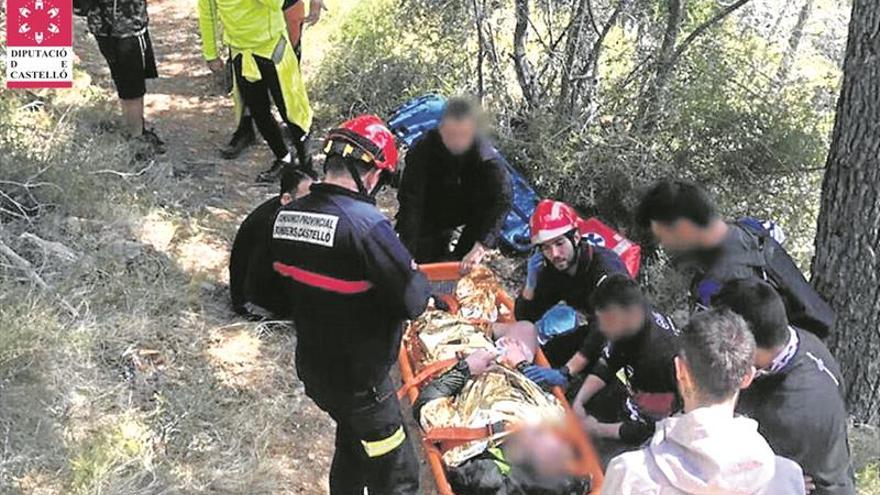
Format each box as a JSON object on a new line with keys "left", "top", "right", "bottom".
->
{"left": 395, "top": 149, "right": 428, "bottom": 256}
{"left": 197, "top": 0, "right": 221, "bottom": 61}
{"left": 304, "top": 0, "right": 324, "bottom": 24}
{"left": 362, "top": 220, "right": 431, "bottom": 320}
{"left": 520, "top": 251, "right": 544, "bottom": 300}
{"left": 413, "top": 349, "right": 495, "bottom": 422}
{"left": 514, "top": 274, "right": 559, "bottom": 322}
{"left": 572, "top": 374, "right": 607, "bottom": 419}
{"left": 282, "top": 0, "right": 305, "bottom": 47}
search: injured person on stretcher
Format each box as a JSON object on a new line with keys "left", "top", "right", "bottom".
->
{"left": 404, "top": 266, "right": 591, "bottom": 494}
{"left": 411, "top": 333, "right": 591, "bottom": 494}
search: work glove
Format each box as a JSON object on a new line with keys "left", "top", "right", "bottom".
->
{"left": 523, "top": 365, "right": 570, "bottom": 388}
{"left": 525, "top": 252, "right": 544, "bottom": 291}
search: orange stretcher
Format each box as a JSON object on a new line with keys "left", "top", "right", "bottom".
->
{"left": 397, "top": 262, "right": 605, "bottom": 494}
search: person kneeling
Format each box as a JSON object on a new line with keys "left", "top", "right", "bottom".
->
{"left": 601, "top": 309, "right": 805, "bottom": 494}
{"left": 228, "top": 166, "right": 313, "bottom": 319}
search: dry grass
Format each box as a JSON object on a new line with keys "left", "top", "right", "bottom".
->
{"left": 1, "top": 0, "right": 878, "bottom": 494}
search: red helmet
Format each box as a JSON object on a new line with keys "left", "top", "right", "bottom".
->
{"left": 530, "top": 199, "right": 579, "bottom": 245}
{"left": 324, "top": 115, "right": 399, "bottom": 172}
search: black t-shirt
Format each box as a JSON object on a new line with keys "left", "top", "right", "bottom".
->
{"left": 589, "top": 307, "right": 680, "bottom": 394}
{"left": 514, "top": 243, "right": 629, "bottom": 323}
{"left": 587, "top": 306, "right": 680, "bottom": 445}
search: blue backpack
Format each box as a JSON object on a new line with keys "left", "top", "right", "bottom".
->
{"left": 386, "top": 94, "right": 539, "bottom": 253}
{"left": 386, "top": 94, "right": 448, "bottom": 147}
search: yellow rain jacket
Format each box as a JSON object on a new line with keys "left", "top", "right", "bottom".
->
{"left": 198, "top": 0, "right": 312, "bottom": 131}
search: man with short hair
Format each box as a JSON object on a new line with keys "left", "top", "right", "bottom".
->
{"left": 229, "top": 166, "right": 313, "bottom": 319}
{"left": 515, "top": 200, "right": 629, "bottom": 369}
{"left": 714, "top": 279, "right": 855, "bottom": 495}
{"left": 602, "top": 309, "right": 805, "bottom": 494}
{"left": 85, "top": 0, "right": 163, "bottom": 153}
{"left": 535, "top": 274, "right": 680, "bottom": 447}
{"left": 636, "top": 179, "right": 834, "bottom": 337}
{"left": 271, "top": 116, "right": 430, "bottom": 494}
{"left": 396, "top": 97, "right": 512, "bottom": 272}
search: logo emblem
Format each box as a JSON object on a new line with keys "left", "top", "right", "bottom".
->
{"left": 6, "top": 0, "right": 73, "bottom": 88}
{"left": 584, "top": 232, "right": 606, "bottom": 247}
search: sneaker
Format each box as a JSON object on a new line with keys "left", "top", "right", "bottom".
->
{"left": 220, "top": 126, "right": 255, "bottom": 159}
{"left": 255, "top": 159, "right": 286, "bottom": 183}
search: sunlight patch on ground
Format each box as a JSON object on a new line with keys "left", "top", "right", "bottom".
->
{"left": 136, "top": 211, "right": 177, "bottom": 253}
{"left": 206, "top": 326, "right": 270, "bottom": 390}
{"left": 175, "top": 232, "right": 229, "bottom": 276}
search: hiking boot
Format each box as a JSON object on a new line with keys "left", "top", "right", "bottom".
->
{"left": 141, "top": 128, "right": 166, "bottom": 154}
{"left": 220, "top": 125, "right": 255, "bottom": 159}
{"left": 130, "top": 128, "right": 165, "bottom": 161}
{"left": 255, "top": 159, "right": 287, "bottom": 183}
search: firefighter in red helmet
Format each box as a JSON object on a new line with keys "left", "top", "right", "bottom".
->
{"left": 271, "top": 115, "right": 430, "bottom": 494}
{"left": 516, "top": 200, "right": 630, "bottom": 374}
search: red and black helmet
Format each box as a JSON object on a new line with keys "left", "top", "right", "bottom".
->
{"left": 323, "top": 115, "right": 399, "bottom": 172}
{"left": 530, "top": 199, "right": 580, "bottom": 245}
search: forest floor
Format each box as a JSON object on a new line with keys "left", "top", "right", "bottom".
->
{"left": 0, "top": 0, "right": 878, "bottom": 493}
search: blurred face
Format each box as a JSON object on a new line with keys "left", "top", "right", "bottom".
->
{"left": 650, "top": 219, "right": 703, "bottom": 252}
{"left": 505, "top": 426, "right": 574, "bottom": 478}
{"left": 438, "top": 116, "right": 477, "bottom": 155}
{"left": 539, "top": 233, "right": 579, "bottom": 273}
{"left": 595, "top": 303, "right": 645, "bottom": 342}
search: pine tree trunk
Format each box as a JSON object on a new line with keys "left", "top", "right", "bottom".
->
{"left": 811, "top": 0, "right": 880, "bottom": 426}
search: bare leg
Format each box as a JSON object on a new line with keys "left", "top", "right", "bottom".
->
{"left": 120, "top": 97, "right": 144, "bottom": 137}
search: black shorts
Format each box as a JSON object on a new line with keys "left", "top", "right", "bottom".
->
{"left": 95, "top": 30, "right": 158, "bottom": 100}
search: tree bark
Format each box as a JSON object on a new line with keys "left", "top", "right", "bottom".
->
{"left": 811, "top": 0, "right": 880, "bottom": 426}
{"left": 513, "top": 0, "right": 537, "bottom": 107}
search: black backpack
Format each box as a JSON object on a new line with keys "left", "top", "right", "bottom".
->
{"left": 735, "top": 220, "right": 835, "bottom": 338}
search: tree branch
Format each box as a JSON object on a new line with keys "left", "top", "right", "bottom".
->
{"left": 669, "top": 0, "right": 753, "bottom": 66}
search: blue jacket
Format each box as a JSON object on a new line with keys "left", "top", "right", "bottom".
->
{"left": 271, "top": 183, "right": 430, "bottom": 391}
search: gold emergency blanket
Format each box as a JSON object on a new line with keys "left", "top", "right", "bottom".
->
{"left": 411, "top": 310, "right": 495, "bottom": 364}
{"left": 420, "top": 365, "right": 565, "bottom": 467}
{"left": 455, "top": 266, "right": 504, "bottom": 322}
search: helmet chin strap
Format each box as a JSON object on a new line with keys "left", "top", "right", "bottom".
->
{"left": 344, "top": 160, "right": 388, "bottom": 198}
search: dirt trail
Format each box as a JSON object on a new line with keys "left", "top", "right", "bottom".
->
{"left": 71, "top": 0, "right": 341, "bottom": 491}
{"left": 67, "top": 0, "right": 446, "bottom": 491}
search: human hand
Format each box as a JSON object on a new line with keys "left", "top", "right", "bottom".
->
{"left": 804, "top": 475, "right": 815, "bottom": 494}
{"left": 305, "top": 0, "right": 325, "bottom": 25}
{"left": 460, "top": 242, "right": 486, "bottom": 274}
{"left": 525, "top": 251, "right": 543, "bottom": 291}
{"left": 497, "top": 337, "right": 533, "bottom": 367}
{"left": 207, "top": 58, "right": 224, "bottom": 73}
{"left": 523, "top": 365, "right": 569, "bottom": 387}
{"left": 465, "top": 349, "right": 496, "bottom": 376}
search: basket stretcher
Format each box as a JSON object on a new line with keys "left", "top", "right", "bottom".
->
{"left": 397, "top": 262, "right": 605, "bottom": 494}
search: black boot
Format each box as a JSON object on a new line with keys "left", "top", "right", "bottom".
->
{"left": 255, "top": 159, "right": 286, "bottom": 183}
{"left": 221, "top": 115, "right": 256, "bottom": 159}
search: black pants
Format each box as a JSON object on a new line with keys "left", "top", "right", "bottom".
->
{"left": 298, "top": 364, "right": 419, "bottom": 495}
{"left": 232, "top": 53, "right": 308, "bottom": 166}
{"left": 411, "top": 222, "right": 481, "bottom": 264}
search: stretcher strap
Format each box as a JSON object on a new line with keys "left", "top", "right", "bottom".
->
{"left": 423, "top": 420, "right": 511, "bottom": 443}
{"left": 397, "top": 358, "right": 460, "bottom": 400}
